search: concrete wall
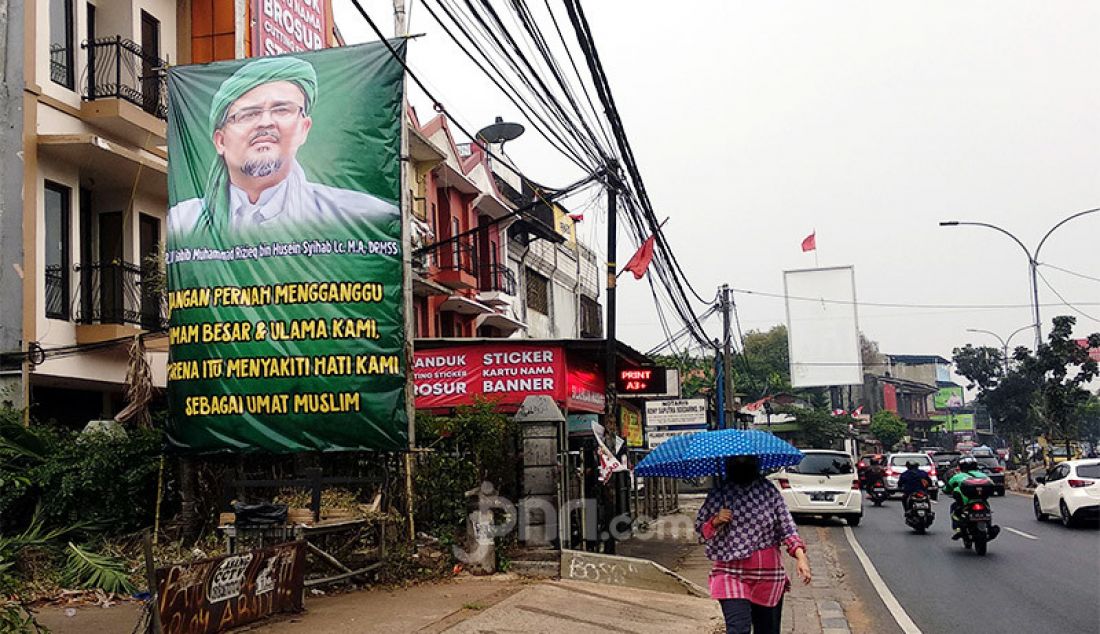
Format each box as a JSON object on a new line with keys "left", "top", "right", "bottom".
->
{"left": 512, "top": 234, "right": 600, "bottom": 340}
{"left": 888, "top": 362, "right": 937, "bottom": 386}
{"left": 0, "top": 0, "right": 25, "bottom": 402}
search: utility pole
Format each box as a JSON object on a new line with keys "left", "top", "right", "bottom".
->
{"left": 720, "top": 285, "right": 736, "bottom": 429}
{"left": 394, "top": 0, "right": 416, "bottom": 542}
{"left": 393, "top": 0, "right": 407, "bottom": 35}
{"left": 604, "top": 164, "right": 619, "bottom": 433}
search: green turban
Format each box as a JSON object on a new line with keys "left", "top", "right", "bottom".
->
{"left": 199, "top": 57, "right": 319, "bottom": 234}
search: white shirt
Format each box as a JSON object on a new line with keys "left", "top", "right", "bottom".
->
{"left": 168, "top": 160, "right": 397, "bottom": 238}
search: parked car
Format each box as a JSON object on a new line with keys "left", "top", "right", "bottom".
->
{"left": 1033, "top": 459, "right": 1100, "bottom": 527}
{"left": 919, "top": 446, "right": 945, "bottom": 455}
{"left": 1047, "top": 444, "right": 1083, "bottom": 466}
{"left": 768, "top": 450, "right": 863, "bottom": 527}
{"left": 972, "top": 454, "right": 1007, "bottom": 496}
{"left": 884, "top": 453, "right": 939, "bottom": 499}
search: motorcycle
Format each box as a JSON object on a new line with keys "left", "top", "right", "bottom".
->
{"left": 904, "top": 490, "right": 935, "bottom": 533}
{"left": 869, "top": 479, "right": 889, "bottom": 507}
{"left": 954, "top": 478, "right": 1001, "bottom": 555}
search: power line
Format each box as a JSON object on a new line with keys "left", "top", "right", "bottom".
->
{"left": 728, "top": 285, "right": 1100, "bottom": 310}
{"left": 1040, "top": 262, "right": 1100, "bottom": 285}
{"left": 347, "top": 0, "right": 599, "bottom": 192}
{"left": 1036, "top": 268, "right": 1100, "bottom": 323}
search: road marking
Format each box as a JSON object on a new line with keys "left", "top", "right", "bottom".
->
{"left": 1003, "top": 526, "right": 1039, "bottom": 540}
{"left": 843, "top": 526, "right": 922, "bottom": 634}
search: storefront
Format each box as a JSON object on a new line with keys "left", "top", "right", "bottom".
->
{"left": 413, "top": 338, "right": 655, "bottom": 550}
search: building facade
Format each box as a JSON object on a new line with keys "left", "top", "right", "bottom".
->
{"left": 10, "top": 1, "right": 599, "bottom": 428}
{"left": 14, "top": 0, "right": 344, "bottom": 425}
{"left": 409, "top": 110, "right": 602, "bottom": 343}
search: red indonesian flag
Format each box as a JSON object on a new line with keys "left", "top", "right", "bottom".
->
{"left": 801, "top": 231, "right": 816, "bottom": 252}
{"left": 622, "top": 235, "right": 657, "bottom": 279}
{"left": 568, "top": 212, "right": 584, "bottom": 222}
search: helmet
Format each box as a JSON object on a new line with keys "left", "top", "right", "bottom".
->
{"left": 872, "top": 454, "right": 884, "bottom": 465}
{"left": 957, "top": 457, "right": 978, "bottom": 472}
{"left": 906, "top": 461, "right": 920, "bottom": 469}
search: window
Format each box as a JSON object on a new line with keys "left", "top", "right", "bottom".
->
{"left": 49, "top": 0, "right": 74, "bottom": 88}
{"left": 44, "top": 182, "right": 71, "bottom": 320}
{"left": 889, "top": 455, "right": 930, "bottom": 467}
{"left": 788, "top": 453, "right": 853, "bottom": 475}
{"left": 1076, "top": 464, "right": 1100, "bottom": 479}
{"left": 580, "top": 295, "right": 602, "bottom": 337}
{"left": 525, "top": 269, "right": 549, "bottom": 315}
{"left": 451, "top": 217, "right": 459, "bottom": 265}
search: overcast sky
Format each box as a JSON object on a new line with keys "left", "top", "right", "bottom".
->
{"left": 334, "top": 1, "right": 1100, "bottom": 372}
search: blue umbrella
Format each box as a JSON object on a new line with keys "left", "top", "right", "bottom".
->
{"left": 636, "top": 429, "right": 803, "bottom": 479}
{"left": 633, "top": 433, "right": 694, "bottom": 474}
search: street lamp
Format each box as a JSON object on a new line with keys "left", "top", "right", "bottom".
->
{"left": 939, "top": 207, "right": 1100, "bottom": 350}
{"left": 965, "top": 325, "right": 1034, "bottom": 372}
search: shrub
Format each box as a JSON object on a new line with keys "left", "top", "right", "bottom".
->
{"left": 870, "top": 410, "right": 907, "bottom": 451}
{"left": 0, "top": 422, "right": 164, "bottom": 536}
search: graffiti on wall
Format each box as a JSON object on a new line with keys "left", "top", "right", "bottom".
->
{"left": 156, "top": 541, "right": 305, "bottom": 634}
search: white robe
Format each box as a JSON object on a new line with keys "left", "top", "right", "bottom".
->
{"left": 168, "top": 160, "right": 397, "bottom": 238}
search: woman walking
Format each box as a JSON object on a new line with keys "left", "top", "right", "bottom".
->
{"left": 695, "top": 455, "right": 812, "bottom": 634}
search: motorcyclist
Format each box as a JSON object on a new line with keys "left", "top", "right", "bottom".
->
{"left": 943, "top": 457, "right": 999, "bottom": 540}
{"left": 898, "top": 461, "right": 931, "bottom": 510}
{"left": 862, "top": 454, "right": 888, "bottom": 491}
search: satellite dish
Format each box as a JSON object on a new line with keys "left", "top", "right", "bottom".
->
{"left": 476, "top": 116, "right": 525, "bottom": 145}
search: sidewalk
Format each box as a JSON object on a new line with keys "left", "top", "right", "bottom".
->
{"left": 618, "top": 495, "right": 857, "bottom": 634}
{"left": 35, "top": 497, "right": 871, "bottom": 633}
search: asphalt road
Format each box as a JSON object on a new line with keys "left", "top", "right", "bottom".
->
{"left": 851, "top": 491, "right": 1100, "bottom": 633}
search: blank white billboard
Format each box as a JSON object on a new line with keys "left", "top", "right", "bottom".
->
{"left": 784, "top": 266, "right": 863, "bottom": 387}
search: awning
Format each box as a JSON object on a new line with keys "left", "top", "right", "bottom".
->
{"left": 434, "top": 161, "right": 479, "bottom": 194}
{"left": 37, "top": 134, "right": 167, "bottom": 197}
{"left": 439, "top": 295, "right": 495, "bottom": 315}
{"left": 409, "top": 126, "right": 446, "bottom": 163}
{"left": 476, "top": 312, "right": 527, "bottom": 333}
{"left": 472, "top": 192, "right": 513, "bottom": 219}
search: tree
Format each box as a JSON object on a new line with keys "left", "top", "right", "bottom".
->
{"left": 870, "top": 410, "right": 906, "bottom": 451}
{"left": 952, "top": 344, "right": 1006, "bottom": 392}
{"left": 954, "top": 315, "right": 1100, "bottom": 477}
{"left": 651, "top": 353, "right": 714, "bottom": 400}
{"left": 1020, "top": 316, "right": 1100, "bottom": 449}
{"left": 1079, "top": 394, "right": 1100, "bottom": 444}
{"left": 860, "top": 332, "right": 884, "bottom": 373}
{"left": 780, "top": 407, "right": 850, "bottom": 450}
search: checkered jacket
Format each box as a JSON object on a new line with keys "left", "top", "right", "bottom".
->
{"left": 694, "top": 478, "right": 802, "bottom": 561}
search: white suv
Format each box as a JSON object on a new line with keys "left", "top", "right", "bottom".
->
{"left": 768, "top": 450, "right": 863, "bottom": 527}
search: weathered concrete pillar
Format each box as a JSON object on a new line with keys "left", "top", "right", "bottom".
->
{"left": 514, "top": 395, "right": 564, "bottom": 547}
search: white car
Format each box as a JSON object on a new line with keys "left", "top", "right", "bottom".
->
{"left": 1033, "top": 459, "right": 1100, "bottom": 527}
{"left": 769, "top": 449, "right": 863, "bottom": 527}
{"left": 884, "top": 453, "right": 940, "bottom": 499}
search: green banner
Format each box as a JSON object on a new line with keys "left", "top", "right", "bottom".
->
{"left": 933, "top": 385, "right": 964, "bottom": 410}
{"left": 931, "top": 413, "right": 975, "bottom": 431}
{"left": 165, "top": 43, "right": 407, "bottom": 452}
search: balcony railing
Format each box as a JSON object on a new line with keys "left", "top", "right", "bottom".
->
{"left": 81, "top": 36, "right": 168, "bottom": 120}
{"left": 45, "top": 264, "right": 69, "bottom": 320}
{"left": 75, "top": 261, "right": 165, "bottom": 330}
{"left": 50, "top": 44, "right": 73, "bottom": 87}
{"left": 439, "top": 240, "right": 478, "bottom": 277}
{"left": 481, "top": 264, "right": 516, "bottom": 295}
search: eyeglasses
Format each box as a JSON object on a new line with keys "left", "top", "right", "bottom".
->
{"left": 223, "top": 104, "right": 304, "bottom": 127}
